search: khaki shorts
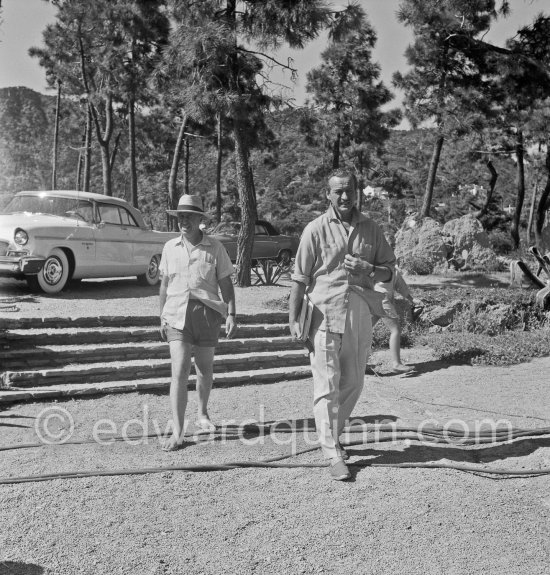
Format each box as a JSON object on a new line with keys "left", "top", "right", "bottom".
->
{"left": 165, "top": 301, "right": 222, "bottom": 347}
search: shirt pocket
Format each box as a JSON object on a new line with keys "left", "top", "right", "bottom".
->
{"left": 320, "top": 242, "right": 342, "bottom": 273}
{"left": 197, "top": 251, "right": 217, "bottom": 283}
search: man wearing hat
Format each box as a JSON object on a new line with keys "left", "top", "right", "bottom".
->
{"left": 159, "top": 195, "right": 237, "bottom": 451}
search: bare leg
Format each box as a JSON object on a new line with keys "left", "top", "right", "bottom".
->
{"left": 163, "top": 340, "right": 193, "bottom": 451}
{"left": 194, "top": 346, "right": 216, "bottom": 431}
{"left": 383, "top": 317, "right": 402, "bottom": 366}
{"left": 382, "top": 317, "right": 412, "bottom": 372}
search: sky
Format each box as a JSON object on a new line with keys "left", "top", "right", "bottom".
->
{"left": 0, "top": 0, "right": 547, "bottom": 105}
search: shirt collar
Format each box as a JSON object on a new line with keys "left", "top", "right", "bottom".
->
{"left": 326, "top": 204, "right": 367, "bottom": 226}
{"left": 175, "top": 232, "right": 211, "bottom": 247}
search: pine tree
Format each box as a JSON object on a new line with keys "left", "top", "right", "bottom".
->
{"left": 393, "top": 0, "right": 510, "bottom": 218}
{"left": 304, "top": 12, "right": 401, "bottom": 203}
{"left": 163, "top": 0, "right": 363, "bottom": 286}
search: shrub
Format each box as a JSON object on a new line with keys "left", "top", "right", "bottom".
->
{"left": 487, "top": 229, "right": 514, "bottom": 255}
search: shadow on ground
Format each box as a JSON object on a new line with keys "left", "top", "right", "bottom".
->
{"left": 347, "top": 436, "right": 550, "bottom": 468}
{"left": 0, "top": 562, "right": 44, "bottom": 575}
{"left": 0, "top": 277, "right": 158, "bottom": 301}
{"left": 407, "top": 272, "right": 511, "bottom": 291}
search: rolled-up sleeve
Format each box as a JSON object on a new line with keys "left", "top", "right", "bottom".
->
{"left": 291, "top": 224, "right": 316, "bottom": 285}
{"left": 215, "top": 244, "right": 235, "bottom": 280}
{"left": 159, "top": 243, "right": 169, "bottom": 276}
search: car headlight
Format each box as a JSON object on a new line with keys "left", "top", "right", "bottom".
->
{"left": 14, "top": 228, "right": 29, "bottom": 246}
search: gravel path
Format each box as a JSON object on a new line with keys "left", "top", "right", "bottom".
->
{"left": 1, "top": 273, "right": 549, "bottom": 575}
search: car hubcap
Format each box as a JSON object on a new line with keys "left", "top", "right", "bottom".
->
{"left": 44, "top": 258, "right": 62, "bottom": 285}
{"left": 148, "top": 257, "right": 159, "bottom": 279}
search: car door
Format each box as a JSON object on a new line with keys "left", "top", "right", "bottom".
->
{"left": 95, "top": 203, "right": 134, "bottom": 274}
{"left": 118, "top": 206, "right": 149, "bottom": 272}
{"left": 65, "top": 199, "right": 97, "bottom": 276}
{"left": 253, "top": 223, "right": 274, "bottom": 259}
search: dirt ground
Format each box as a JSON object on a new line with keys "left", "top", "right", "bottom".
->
{"left": 1, "top": 272, "right": 549, "bottom": 575}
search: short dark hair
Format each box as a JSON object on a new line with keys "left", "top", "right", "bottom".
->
{"left": 327, "top": 169, "right": 357, "bottom": 189}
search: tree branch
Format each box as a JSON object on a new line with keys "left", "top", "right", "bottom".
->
{"left": 238, "top": 46, "right": 297, "bottom": 74}
{"left": 446, "top": 33, "right": 550, "bottom": 80}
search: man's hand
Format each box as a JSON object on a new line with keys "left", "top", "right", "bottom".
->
{"left": 159, "top": 322, "right": 167, "bottom": 342}
{"left": 344, "top": 253, "right": 373, "bottom": 276}
{"left": 289, "top": 319, "right": 302, "bottom": 340}
{"left": 225, "top": 315, "right": 237, "bottom": 339}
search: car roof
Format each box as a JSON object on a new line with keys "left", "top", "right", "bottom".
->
{"left": 16, "top": 190, "right": 147, "bottom": 227}
{"left": 17, "top": 190, "right": 131, "bottom": 208}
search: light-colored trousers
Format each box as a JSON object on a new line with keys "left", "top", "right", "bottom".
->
{"left": 310, "top": 290, "right": 372, "bottom": 459}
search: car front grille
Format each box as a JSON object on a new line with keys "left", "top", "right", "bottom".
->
{"left": 0, "top": 241, "right": 9, "bottom": 256}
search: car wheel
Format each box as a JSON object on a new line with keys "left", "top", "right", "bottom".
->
{"left": 27, "top": 248, "right": 70, "bottom": 294}
{"left": 277, "top": 249, "right": 292, "bottom": 265}
{"left": 137, "top": 254, "right": 161, "bottom": 286}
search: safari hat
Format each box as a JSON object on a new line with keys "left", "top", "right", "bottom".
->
{"left": 166, "top": 194, "right": 207, "bottom": 216}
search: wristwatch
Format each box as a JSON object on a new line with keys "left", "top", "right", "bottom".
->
{"left": 368, "top": 266, "right": 376, "bottom": 278}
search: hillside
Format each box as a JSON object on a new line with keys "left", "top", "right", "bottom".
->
{"left": 0, "top": 87, "right": 525, "bottom": 237}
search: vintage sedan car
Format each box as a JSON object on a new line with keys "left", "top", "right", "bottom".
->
{"left": 0, "top": 190, "right": 178, "bottom": 293}
{"left": 210, "top": 220, "right": 300, "bottom": 264}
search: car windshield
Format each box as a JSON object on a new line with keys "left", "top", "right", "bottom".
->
{"left": 2, "top": 195, "right": 95, "bottom": 223}
{"left": 212, "top": 222, "right": 241, "bottom": 235}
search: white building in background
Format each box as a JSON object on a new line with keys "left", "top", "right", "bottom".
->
{"left": 458, "top": 183, "right": 485, "bottom": 197}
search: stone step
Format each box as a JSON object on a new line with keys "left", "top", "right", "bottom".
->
{"left": 2, "top": 349, "right": 310, "bottom": 388}
{"left": 0, "top": 336, "right": 300, "bottom": 370}
{"left": 0, "top": 312, "right": 288, "bottom": 331}
{"left": 0, "top": 365, "right": 312, "bottom": 403}
{"left": 1, "top": 323, "right": 290, "bottom": 348}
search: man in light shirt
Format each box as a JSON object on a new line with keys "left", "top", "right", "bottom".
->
{"left": 159, "top": 195, "right": 237, "bottom": 451}
{"left": 289, "top": 169, "right": 395, "bottom": 480}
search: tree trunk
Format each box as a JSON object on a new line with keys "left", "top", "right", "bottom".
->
{"left": 98, "top": 145, "right": 112, "bottom": 196}
{"left": 51, "top": 80, "right": 61, "bottom": 190}
{"left": 474, "top": 160, "right": 498, "bottom": 219}
{"left": 76, "top": 124, "right": 86, "bottom": 190}
{"left": 79, "top": 33, "right": 114, "bottom": 195}
{"left": 83, "top": 104, "right": 92, "bottom": 193}
{"left": 233, "top": 119, "right": 257, "bottom": 287}
{"left": 511, "top": 130, "right": 525, "bottom": 249}
{"left": 89, "top": 95, "right": 115, "bottom": 196}
{"left": 184, "top": 138, "right": 190, "bottom": 195}
{"left": 128, "top": 98, "right": 138, "bottom": 207}
{"left": 421, "top": 133, "right": 444, "bottom": 218}
{"left": 168, "top": 111, "right": 188, "bottom": 230}
{"left": 332, "top": 132, "right": 340, "bottom": 169}
{"left": 527, "top": 182, "right": 538, "bottom": 245}
{"left": 534, "top": 143, "right": 550, "bottom": 252}
{"left": 356, "top": 151, "right": 364, "bottom": 212}
{"left": 216, "top": 114, "right": 223, "bottom": 223}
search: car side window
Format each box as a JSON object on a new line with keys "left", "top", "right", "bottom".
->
{"left": 98, "top": 204, "right": 122, "bottom": 225}
{"left": 75, "top": 201, "right": 94, "bottom": 223}
{"left": 255, "top": 224, "right": 268, "bottom": 236}
{"left": 119, "top": 207, "right": 138, "bottom": 227}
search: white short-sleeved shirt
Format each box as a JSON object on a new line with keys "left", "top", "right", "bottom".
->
{"left": 160, "top": 233, "right": 234, "bottom": 330}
